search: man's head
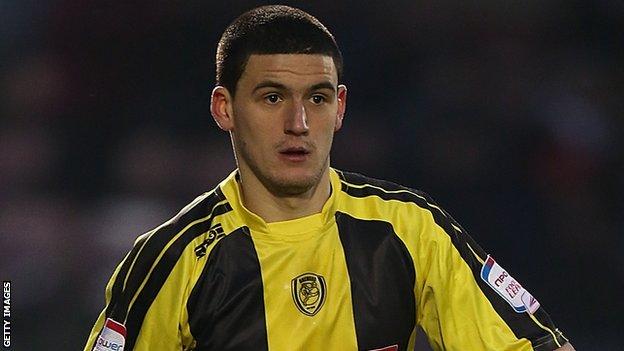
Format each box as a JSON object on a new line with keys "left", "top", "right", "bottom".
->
{"left": 211, "top": 5, "right": 347, "bottom": 197}
{"left": 215, "top": 5, "right": 343, "bottom": 97}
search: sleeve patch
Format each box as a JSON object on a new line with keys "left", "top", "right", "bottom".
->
{"left": 93, "top": 318, "right": 126, "bottom": 351}
{"left": 480, "top": 255, "right": 540, "bottom": 314}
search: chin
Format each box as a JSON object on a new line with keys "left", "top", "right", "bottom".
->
{"left": 269, "top": 173, "right": 319, "bottom": 196}
{"left": 242, "top": 152, "right": 329, "bottom": 196}
{"left": 261, "top": 163, "right": 328, "bottom": 195}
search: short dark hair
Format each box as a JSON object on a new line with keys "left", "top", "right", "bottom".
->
{"left": 216, "top": 5, "right": 343, "bottom": 97}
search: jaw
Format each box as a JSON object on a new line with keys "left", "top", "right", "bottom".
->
{"left": 258, "top": 155, "right": 330, "bottom": 197}
{"left": 269, "top": 157, "right": 330, "bottom": 197}
{"left": 236, "top": 145, "right": 330, "bottom": 198}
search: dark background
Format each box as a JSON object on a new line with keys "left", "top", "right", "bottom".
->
{"left": 1, "top": 1, "right": 623, "bottom": 349}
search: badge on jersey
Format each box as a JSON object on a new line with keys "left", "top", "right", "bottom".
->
{"left": 291, "top": 272, "right": 327, "bottom": 316}
{"left": 480, "top": 255, "right": 540, "bottom": 314}
{"left": 93, "top": 318, "right": 126, "bottom": 351}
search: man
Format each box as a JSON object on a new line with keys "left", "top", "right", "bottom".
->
{"left": 84, "top": 5, "right": 574, "bottom": 351}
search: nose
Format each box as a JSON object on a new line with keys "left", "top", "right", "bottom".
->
{"left": 284, "top": 100, "right": 309, "bottom": 136}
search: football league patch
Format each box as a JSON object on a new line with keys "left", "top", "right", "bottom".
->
{"left": 480, "top": 255, "right": 540, "bottom": 314}
{"left": 93, "top": 318, "right": 126, "bottom": 351}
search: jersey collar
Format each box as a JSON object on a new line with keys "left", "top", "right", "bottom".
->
{"left": 219, "top": 168, "right": 341, "bottom": 236}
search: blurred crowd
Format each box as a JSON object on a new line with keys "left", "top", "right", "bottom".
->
{"left": 1, "top": 1, "right": 623, "bottom": 349}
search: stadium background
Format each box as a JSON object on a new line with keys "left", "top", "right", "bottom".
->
{"left": 1, "top": 1, "right": 623, "bottom": 349}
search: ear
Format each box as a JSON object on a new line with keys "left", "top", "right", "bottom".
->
{"left": 334, "top": 84, "right": 348, "bottom": 132}
{"left": 211, "top": 86, "right": 235, "bottom": 131}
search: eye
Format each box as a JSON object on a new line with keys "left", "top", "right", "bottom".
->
{"left": 311, "top": 95, "right": 325, "bottom": 105}
{"left": 264, "top": 94, "right": 282, "bottom": 105}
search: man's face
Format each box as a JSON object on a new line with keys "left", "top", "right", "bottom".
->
{"left": 214, "top": 54, "right": 347, "bottom": 196}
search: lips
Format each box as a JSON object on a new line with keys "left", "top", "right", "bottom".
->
{"left": 280, "top": 147, "right": 310, "bottom": 155}
{"left": 278, "top": 146, "right": 311, "bottom": 162}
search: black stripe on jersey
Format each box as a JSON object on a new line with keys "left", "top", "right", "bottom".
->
{"left": 112, "top": 190, "right": 226, "bottom": 323}
{"left": 106, "top": 234, "right": 150, "bottom": 319}
{"left": 89, "top": 190, "right": 228, "bottom": 351}
{"left": 336, "top": 213, "right": 416, "bottom": 351}
{"left": 87, "top": 234, "right": 150, "bottom": 351}
{"left": 123, "top": 201, "right": 232, "bottom": 350}
{"left": 339, "top": 171, "right": 567, "bottom": 349}
{"left": 187, "top": 227, "right": 268, "bottom": 351}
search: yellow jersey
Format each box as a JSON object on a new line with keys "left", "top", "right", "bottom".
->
{"left": 84, "top": 168, "right": 568, "bottom": 350}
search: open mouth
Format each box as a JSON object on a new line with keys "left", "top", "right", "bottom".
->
{"left": 280, "top": 147, "right": 310, "bottom": 155}
{"left": 279, "top": 147, "right": 311, "bottom": 161}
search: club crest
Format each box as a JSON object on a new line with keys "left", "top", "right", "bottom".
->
{"left": 291, "top": 272, "right": 327, "bottom": 316}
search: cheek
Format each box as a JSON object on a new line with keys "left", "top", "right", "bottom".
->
{"left": 314, "top": 117, "right": 338, "bottom": 144}
{"left": 235, "top": 104, "right": 278, "bottom": 136}
{"left": 234, "top": 119, "right": 275, "bottom": 156}
{"left": 234, "top": 107, "right": 263, "bottom": 140}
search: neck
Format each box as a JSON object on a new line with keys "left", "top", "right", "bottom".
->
{"left": 237, "top": 168, "right": 332, "bottom": 223}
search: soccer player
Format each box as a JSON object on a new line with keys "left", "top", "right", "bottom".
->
{"left": 84, "top": 5, "right": 574, "bottom": 351}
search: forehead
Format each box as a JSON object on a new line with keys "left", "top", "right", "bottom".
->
{"left": 239, "top": 54, "right": 338, "bottom": 87}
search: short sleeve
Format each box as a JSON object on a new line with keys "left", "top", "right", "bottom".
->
{"left": 83, "top": 230, "right": 195, "bottom": 351}
{"left": 411, "top": 193, "right": 568, "bottom": 351}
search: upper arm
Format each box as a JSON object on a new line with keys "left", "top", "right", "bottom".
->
{"left": 84, "top": 229, "right": 199, "bottom": 351}
{"left": 403, "top": 193, "right": 569, "bottom": 350}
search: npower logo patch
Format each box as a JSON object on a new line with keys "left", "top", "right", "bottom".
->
{"left": 93, "top": 318, "right": 126, "bottom": 351}
{"left": 480, "top": 255, "right": 540, "bottom": 314}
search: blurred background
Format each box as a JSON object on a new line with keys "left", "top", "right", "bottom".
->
{"left": 1, "top": 0, "right": 623, "bottom": 349}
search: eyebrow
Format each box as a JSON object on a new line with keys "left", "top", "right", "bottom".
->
{"left": 252, "top": 80, "right": 337, "bottom": 94}
{"left": 309, "top": 81, "right": 337, "bottom": 92}
{"left": 252, "top": 80, "right": 288, "bottom": 93}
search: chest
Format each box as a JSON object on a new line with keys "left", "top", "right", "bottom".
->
{"left": 187, "top": 214, "right": 416, "bottom": 351}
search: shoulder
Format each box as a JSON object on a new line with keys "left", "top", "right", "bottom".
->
{"left": 334, "top": 169, "right": 438, "bottom": 210}
{"left": 101, "top": 187, "right": 235, "bottom": 326}
{"left": 333, "top": 169, "right": 466, "bottom": 259}
{"left": 123, "top": 187, "right": 234, "bottom": 281}
{"left": 141, "top": 187, "right": 233, "bottom": 256}
{"left": 333, "top": 169, "right": 454, "bottom": 234}
{"left": 168, "top": 187, "right": 231, "bottom": 229}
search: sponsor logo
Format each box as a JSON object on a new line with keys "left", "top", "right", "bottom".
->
{"left": 291, "top": 272, "right": 327, "bottom": 316}
{"left": 93, "top": 318, "right": 126, "bottom": 351}
{"left": 480, "top": 255, "right": 540, "bottom": 314}
{"left": 194, "top": 223, "right": 226, "bottom": 258}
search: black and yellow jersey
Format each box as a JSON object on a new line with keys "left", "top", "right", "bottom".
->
{"left": 84, "top": 168, "right": 568, "bottom": 351}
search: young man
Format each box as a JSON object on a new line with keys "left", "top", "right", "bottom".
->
{"left": 84, "top": 5, "right": 574, "bottom": 351}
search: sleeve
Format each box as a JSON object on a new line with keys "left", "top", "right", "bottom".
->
{"left": 83, "top": 229, "right": 198, "bottom": 351}
{"left": 411, "top": 192, "right": 569, "bottom": 351}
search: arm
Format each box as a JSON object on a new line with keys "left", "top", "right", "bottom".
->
{"left": 409, "top": 191, "right": 570, "bottom": 350}
{"left": 84, "top": 229, "right": 195, "bottom": 351}
{"left": 556, "top": 343, "right": 575, "bottom": 351}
